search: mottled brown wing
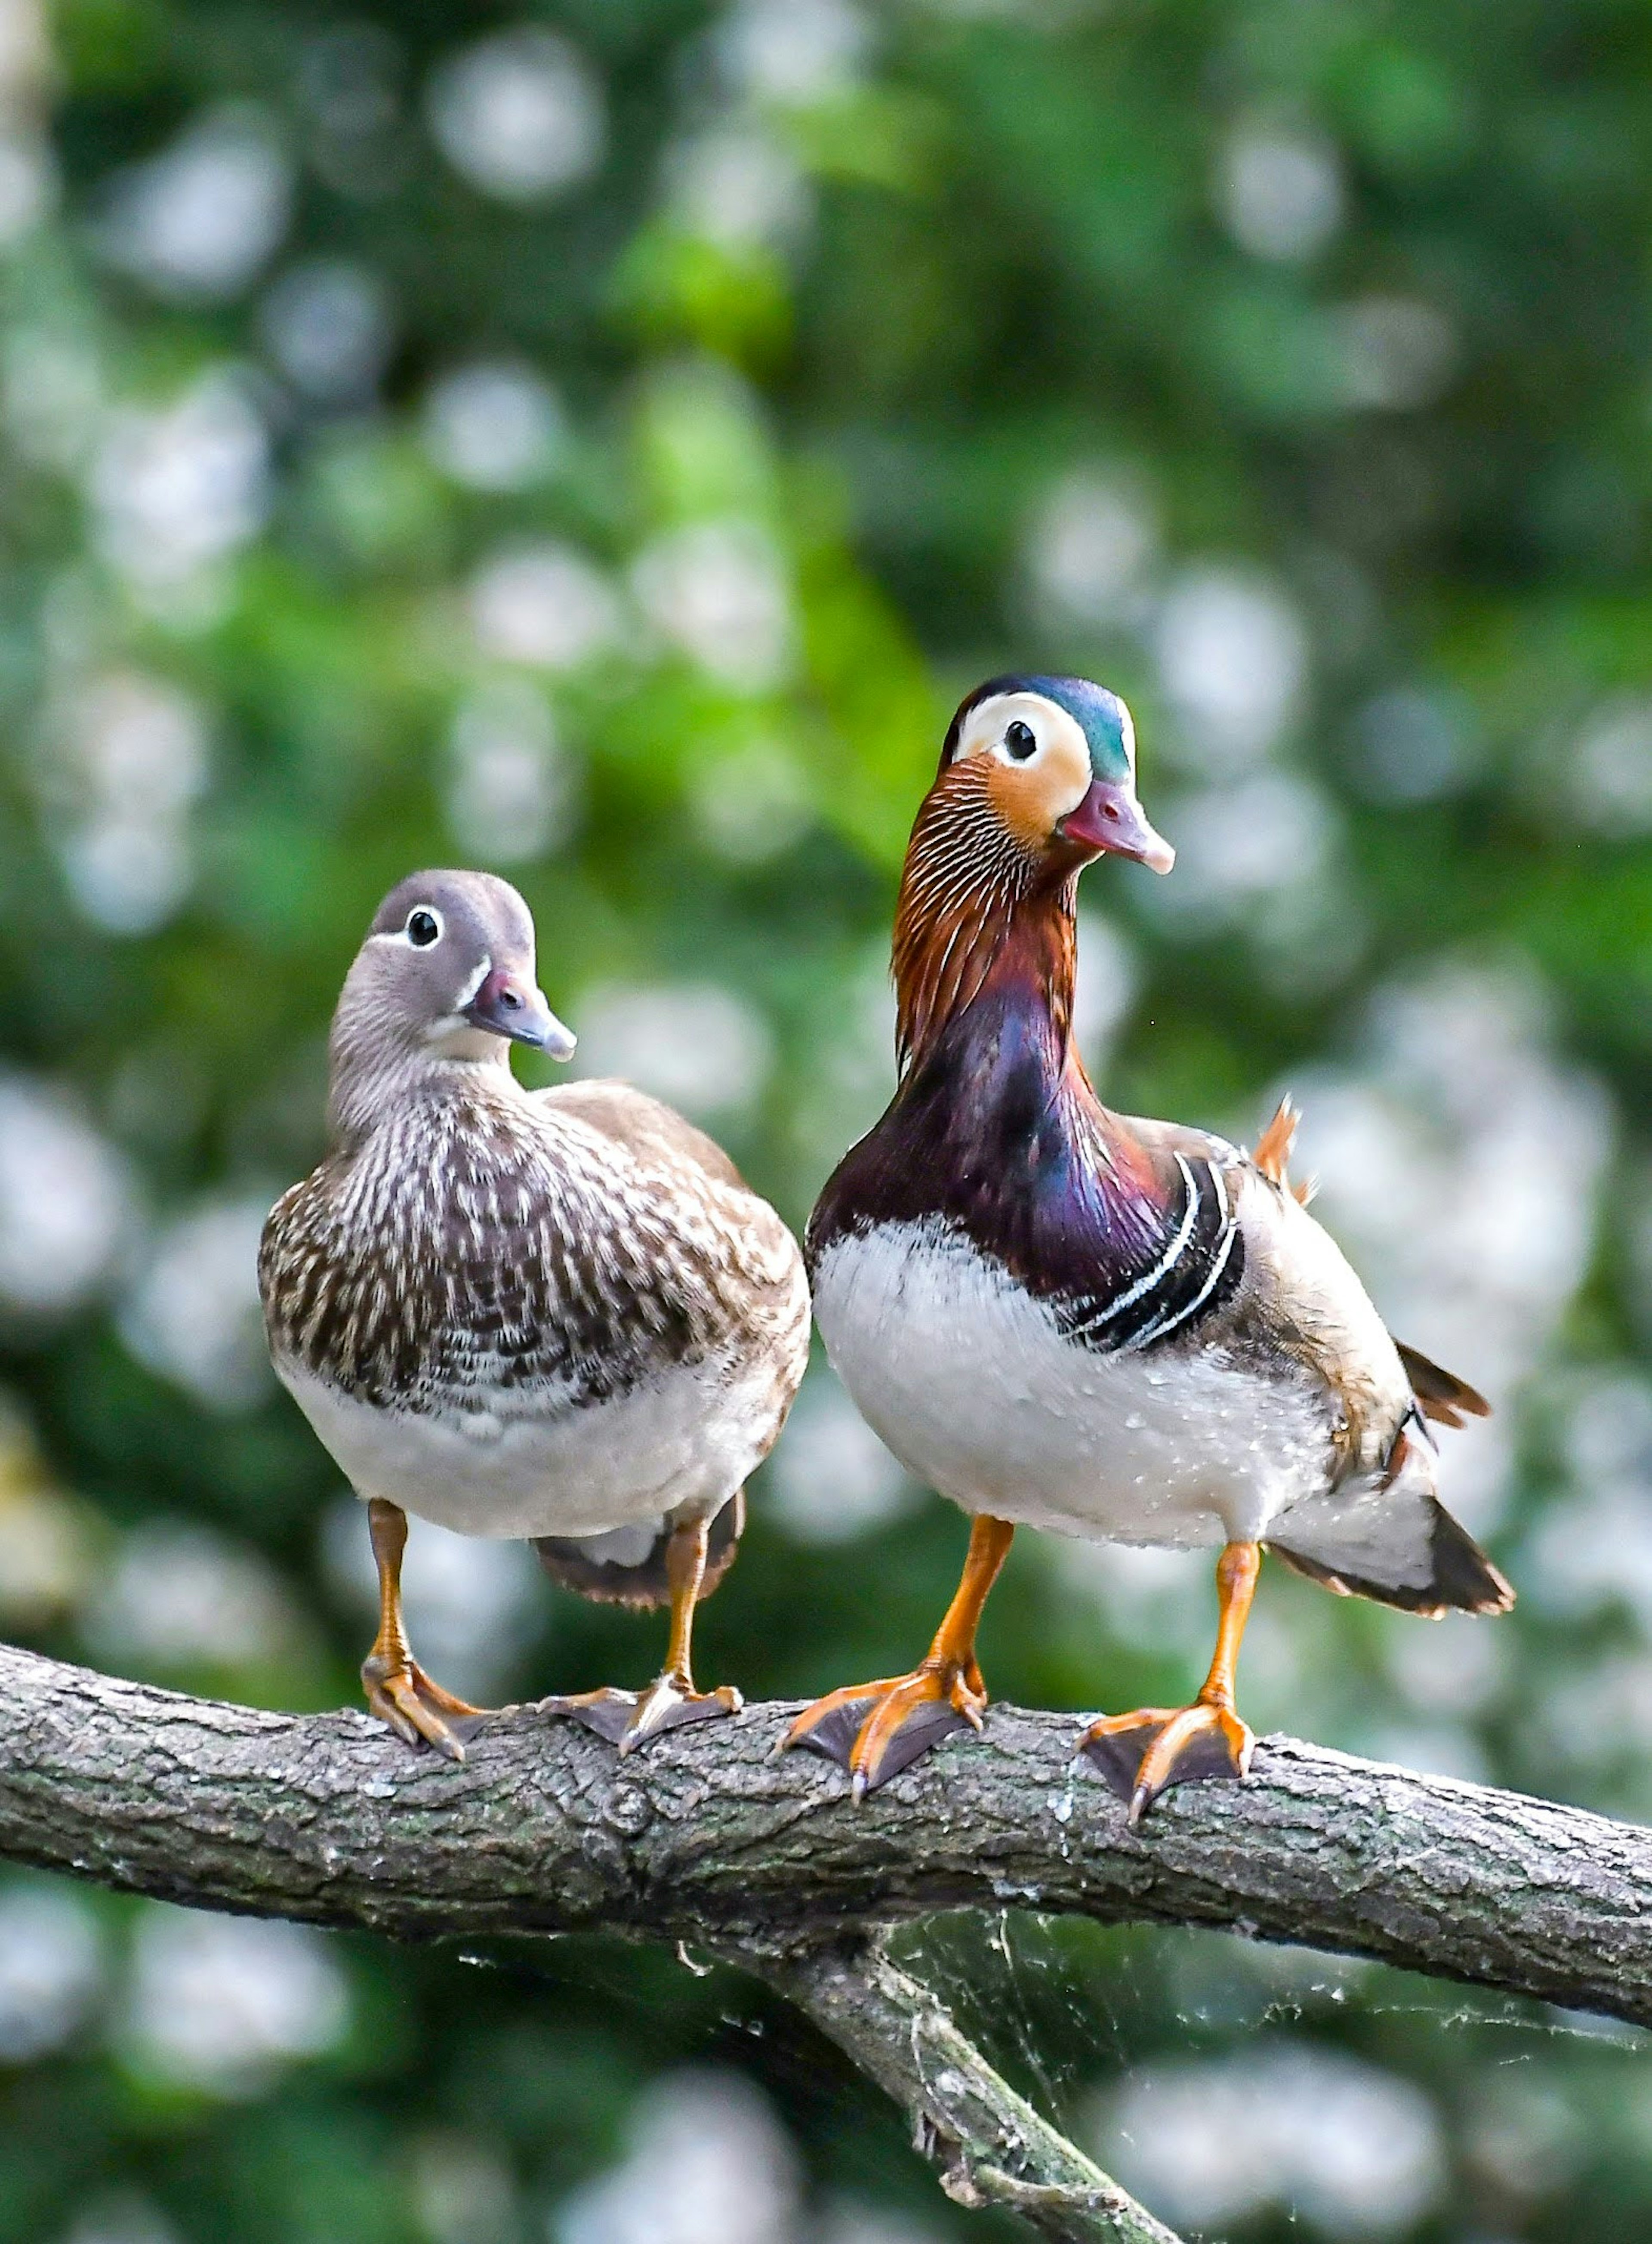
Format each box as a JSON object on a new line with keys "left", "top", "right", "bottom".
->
{"left": 261, "top": 1087, "right": 804, "bottom": 1415}
{"left": 539, "top": 1078, "right": 747, "bottom": 1190}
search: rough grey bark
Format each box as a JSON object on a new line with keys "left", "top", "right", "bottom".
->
{"left": 4, "top": 1642, "right": 1652, "bottom": 2237}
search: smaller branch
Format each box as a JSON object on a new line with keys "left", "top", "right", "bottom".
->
{"left": 745, "top": 1936, "right": 1181, "bottom": 2244}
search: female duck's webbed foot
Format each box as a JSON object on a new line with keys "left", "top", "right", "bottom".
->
{"left": 1079, "top": 1541, "right": 1260, "bottom": 1826}
{"left": 546, "top": 1676, "right": 742, "bottom": 1751}
{"left": 362, "top": 1651, "right": 487, "bottom": 1760}
{"left": 362, "top": 1500, "right": 489, "bottom": 1762}
{"left": 547, "top": 1516, "right": 744, "bottom": 1755}
{"left": 781, "top": 1516, "right": 1013, "bottom": 1798}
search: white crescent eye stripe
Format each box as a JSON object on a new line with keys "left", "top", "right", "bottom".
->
{"left": 371, "top": 909, "right": 448, "bottom": 950}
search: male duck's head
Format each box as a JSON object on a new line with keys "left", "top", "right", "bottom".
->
{"left": 329, "top": 870, "right": 576, "bottom": 1138}
{"left": 932, "top": 675, "right": 1173, "bottom": 880}
{"left": 893, "top": 676, "right": 1171, "bottom": 1071}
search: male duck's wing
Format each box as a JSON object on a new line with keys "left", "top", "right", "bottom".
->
{"left": 1057, "top": 1108, "right": 1248, "bottom": 1357}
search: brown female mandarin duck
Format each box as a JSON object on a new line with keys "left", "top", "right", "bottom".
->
{"left": 784, "top": 676, "right": 1511, "bottom": 1821}
{"left": 260, "top": 872, "right": 810, "bottom": 1759}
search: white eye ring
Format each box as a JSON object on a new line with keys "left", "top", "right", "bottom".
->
{"left": 405, "top": 907, "right": 444, "bottom": 948}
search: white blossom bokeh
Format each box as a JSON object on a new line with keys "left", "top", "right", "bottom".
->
{"left": 1296, "top": 958, "right": 1611, "bottom": 1527}
{"left": 88, "top": 367, "right": 270, "bottom": 597}
{"left": 573, "top": 981, "right": 774, "bottom": 1126}
{"left": 556, "top": 2070, "right": 801, "bottom": 2244}
{"left": 0, "top": 1883, "right": 105, "bottom": 2062}
{"left": 118, "top": 1196, "right": 274, "bottom": 1413}
{"left": 40, "top": 669, "right": 210, "bottom": 934}
{"left": 469, "top": 541, "right": 625, "bottom": 672}
{"left": 81, "top": 1521, "right": 302, "bottom": 1675}
{"left": 1099, "top": 2043, "right": 1444, "bottom": 2236}
{"left": 120, "top": 1907, "right": 349, "bottom": 2097}
{"left": 1217, "top": 117, "right": 1344, "bottom": 263}
{"left": 424, "top": 360, "right": 565, "bottom": 491}
{"left": 632, "top": 520, "right": 793, "bottom": 692}
{"left": 446, "top": 677, "right": 577, "bottom": 864}
{"left": 0, "top": 1074, "right": 134, "bottom": 1319}
{"left": 95, "top": 106, "right": 291, "bottom": 301}
{"left": 426, "top": 29, "right": 604, "bottom": 204}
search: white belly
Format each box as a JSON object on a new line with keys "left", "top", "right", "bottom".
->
{"left": 811, "top": 1219, "right": 1333, "bottom": 1548}
{"left": 276, "top": 1353, "right": 777, "bottom": 1539}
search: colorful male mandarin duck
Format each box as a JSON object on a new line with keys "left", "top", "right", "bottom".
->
{"left": 260, "top": 872, "right": 810, "bottom": 1760}
{"left": 784, "top": 677, "right": 1510, "bottom": 1822}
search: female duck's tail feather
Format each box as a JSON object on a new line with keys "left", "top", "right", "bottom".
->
{"left": 533, "top": 1492, "right": 744, "bottom": 1611}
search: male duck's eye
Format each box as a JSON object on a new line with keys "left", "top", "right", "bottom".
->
{"left": 407, "top": 909, "right": 441, "bottom": 948}
{"left": 1003, "top": 719, "right": 1037, "bottom": 761}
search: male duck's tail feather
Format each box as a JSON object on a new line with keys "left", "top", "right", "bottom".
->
{"left": 1270, "top": 1497, "right": 1513, "bottom": 1616}
{"left": 532, "top": 1492, "right": 744, "bottom": 1611}
{"left": 1396, "top": 1340, "right": 1491, "bottom": 1430}
{"left": 1269, "top": 1369, "right": 1511, "bottom": 1617}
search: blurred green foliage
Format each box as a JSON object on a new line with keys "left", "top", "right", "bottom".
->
{"left": 4, "top": 1, "right": 1652, "bottom": 2239}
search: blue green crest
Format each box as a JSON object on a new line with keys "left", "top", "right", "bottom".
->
{"left": 941, "top": 673, "right": 1135, "bottom": 781}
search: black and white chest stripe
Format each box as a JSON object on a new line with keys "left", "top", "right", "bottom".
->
{"left": 1063, "top": 1149, "right": 1244, "bottom": 1356}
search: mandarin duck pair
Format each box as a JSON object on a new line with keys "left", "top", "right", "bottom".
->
{"left": 260, "top": 675, "right": 1510, "bottom": 1824}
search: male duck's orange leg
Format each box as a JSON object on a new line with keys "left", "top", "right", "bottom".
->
{"left": 1079, "top": 1540, "right": 1259, "bottom": 1826}
{"left": 548, "top": 1515, "right": 743, "bottom": 1752}
{"left": 782, "top": 1515, "right": 1014, "bottom": 1797}
{"left": 361, "top": 1498, "right": 488, "bottom": 1762}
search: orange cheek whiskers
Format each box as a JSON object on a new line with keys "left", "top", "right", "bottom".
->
{"left": 981, "top": 736, "right": 1091, "bottom": 851}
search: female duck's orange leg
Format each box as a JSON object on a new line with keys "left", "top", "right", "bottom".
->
{"left": 782, "top": 1515, "right": 1014, "bottom": 1797}
{"left": 360, "top": 1497, "right": 487, "bottom": 1762}
{"left": 548, "top": 1514, "right": 743, "bottom": 1751}
{"left": 1080, "top": 1539, "right": 1260, "bottom": 1826}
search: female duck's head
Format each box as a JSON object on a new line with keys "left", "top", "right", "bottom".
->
{"left": 327, "top": 868, "right": 576, "bottom": 1142}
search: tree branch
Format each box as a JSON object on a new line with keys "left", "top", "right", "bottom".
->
{"left": 3, "top": 1642, "right": 1650, "bottom": 2240}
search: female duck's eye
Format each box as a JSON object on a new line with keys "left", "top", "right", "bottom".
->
{"left": 407, "top": 909, "right": 441, "bottom": 948}
{"left": 1004, "top": 719, "right": 1037, "bottom": 761}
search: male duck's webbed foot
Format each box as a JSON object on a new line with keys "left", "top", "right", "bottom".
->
{"left": 546, "top": 1514, "right": 742, "bottom": 1756}
{"left": 1079, "top": 1699, "right": 1254, "bottom": 1826}
{"left": 546, "top": 1675, "right": 742, "bottom": 1752}
{"left": 361, "top": 1499, "right": 489, "bottom": 1763}
{"left": 362, "top": 1650, "right": 487, "bottom": 1762}
{"left": 780, "top": 1515, "right": 1014, "bottom": 1798}
{"left": 1078, "top": 1540, "right": 1261, "bottom": 1826}
{"left": 782, "top": 1656, "right": 986, "bottom": 1796}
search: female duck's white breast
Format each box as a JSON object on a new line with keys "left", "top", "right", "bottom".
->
{"left": 277, "top": 1350, "right": 783, "bottom": 1540}
{"left": 811, "top": 1217, "right": 1334, "bottom": 1547}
